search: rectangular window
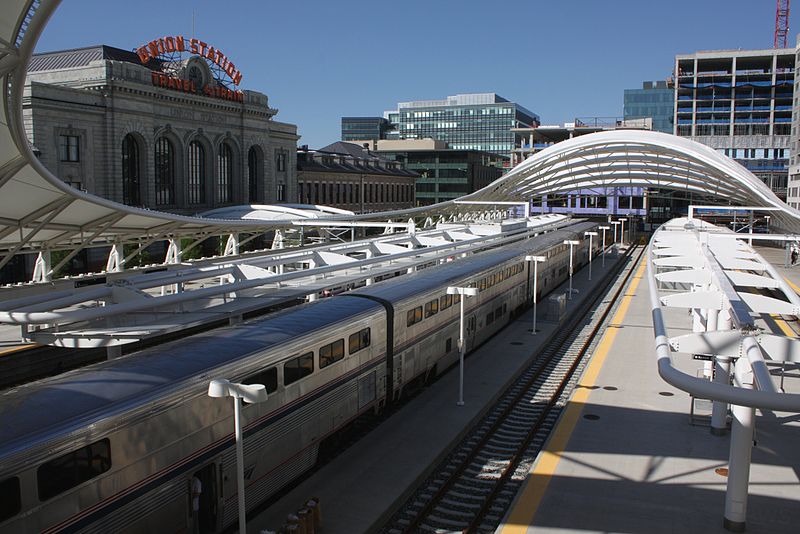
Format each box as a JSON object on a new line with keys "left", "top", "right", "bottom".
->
{"left": 243, "top": 367, "right": 278, "bottom": 394}
{"left": 424, "top": 298, "right": 439, "bottom": 318}
{"left": 440, "top": 294, "right": 453, "bottom": 310}
{"left": 445, "top": 338, "right": 452, "bottom": 353}
{"left": 284, "top": 352, "right": 314, "bottom": 385}
{"left": 486, "top": 312, "right": 494, "bottom": 325}
{"left": 277, "top": 152, "right": 287, "bottom": 172}
{"left": 0, "top": 477, "right": 21, "bottom": 522}
{"left": 348, "top": 328, "right": 371, "bottom": 354}
{"left": 59, "top": 135, "right": 80, "bottom": 162}
{"left": 38, "top": 439, "right": 111, "bottom": 501}
{"left": 406, "top": 306, "right": 423, "bottom": 327}
{"left": 319, "top": 340, "right": 345, "bottom": 369}
{"left": 277, "top": 183, "right": 286, "bottom": 202}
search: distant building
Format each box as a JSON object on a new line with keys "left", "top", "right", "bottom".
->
{"left": 675, "top": 48, "right": 794, "bottom": 199}
{"left": 341, "top": 117, "right": 391, "bottom": 142}
{"left": 382, "top": 93, "right": 539, "bottom": 162}
{"left": 297, "top": 142, "right": 417, "bottom": 213}
{"left": 624, "top": 80, "right": 674, "bottom": 134}
{"left": 786, "top": 39, "right": 800, "bottom": 210}
{"left": 511, "top": 120, "right": 651, "bottom": 218}
{"left": 373, "top": 139, "right": 505, "bottom": 206}
{"left": 23, "top": 44, "right": 299, "bottom": 215}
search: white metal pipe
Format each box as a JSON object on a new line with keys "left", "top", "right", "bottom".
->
{"left": 724, "top": 357, "right": 755, "bottom": 532}
{"left": 458, "top": 296, "right": 465, "bottom": 406}
{"left": 533, "top": 260, "right": 540, "bottom": 335}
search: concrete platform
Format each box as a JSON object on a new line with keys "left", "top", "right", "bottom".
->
{"left": 249, "top": 249, "right": 630, "bottom": 534}
{"left": 496, "top": 244, "right": 800, "bottom": 534}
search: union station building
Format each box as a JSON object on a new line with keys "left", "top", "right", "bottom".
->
{"left": 23, "top": 41, "right": 299, "bottom": 215}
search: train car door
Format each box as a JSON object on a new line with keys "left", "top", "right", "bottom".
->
{"left": 191, "top": 462, "right": 219, "bottom": 534}
{"left": 466, "top": 314, "right": 477, "bottom": 350}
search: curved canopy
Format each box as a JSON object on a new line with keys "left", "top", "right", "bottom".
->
{"left": 463, "top": 129, "right": 800, "bottom": 233}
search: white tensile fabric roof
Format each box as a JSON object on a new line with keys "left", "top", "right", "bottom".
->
{"left": 462, "top": 129, "right": 800, "bottom": 233}
{"left": 2, "top": 0, "right": 800, "bottom": 263}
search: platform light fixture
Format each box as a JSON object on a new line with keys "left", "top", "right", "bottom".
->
{"left": 584, "top": 231, "right": 598, "bottom": 281}
{"left": 208, "top": 379, "right": 268, "bottom": 534}
{"left": 618, "top": 218, "right": 628, "bottom": 246}
{"left": 524, "top": 255, "right": 546, "bottom": 335}
{"left": 598, "top": 225, "right": 610, "bottom": 267}
{"left": 447, "top": 285, "right": 479, "bottom": 406}
{"left": 563, "top": 240, "right": 580, "bottom": 300}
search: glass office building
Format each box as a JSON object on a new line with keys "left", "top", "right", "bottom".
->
{"left": 341, "top": 117, "right": 390, "bottom": 142}
{"left": 623, "top": 81, "right": 674, "bottom": 134}
{"left": 383, "top": 93, "right": 539, "bottom": 160}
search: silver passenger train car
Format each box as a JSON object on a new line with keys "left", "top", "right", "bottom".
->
{"left": 0, "top": 221, "right": 598, "bottom": 533}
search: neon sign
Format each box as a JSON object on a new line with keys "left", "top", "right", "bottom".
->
{"left": 136, "top": 36, "right": 243, "bottom": 86}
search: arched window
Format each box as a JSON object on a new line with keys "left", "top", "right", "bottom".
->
{"left": 248, "top": 146, "right": 261, "bottom": 203}
{"left": 121, "top": 134, "right": 140, "bottom": 205}
{"left": 188, "top": 140, "right": 206, "bottom": 204}
{"left": 218, "top": 143, "right": 234, "bottom": 204}
{"left": 154, "top": 137, "right": 175, "bottom": 206}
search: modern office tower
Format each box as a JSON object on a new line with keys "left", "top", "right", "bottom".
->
{"left": 373, "top": 139, "right": 504, "bottom": 206}
{"left": 382, "top": 93, "right": 539, "bottom": 162}
{"left": 786, "top": 40, "right": 800, "bottom": 210}
{"left": 341, "top": 117, "right": 391, "bottom": 142}
{"left": 624, "top": 80, "right": 675, "bottom": 134}
{"left": 675, "top": 49, "right": 794, "bottom": 199}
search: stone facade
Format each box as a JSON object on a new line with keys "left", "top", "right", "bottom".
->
{"left": 23, "top": 46, "right": 299, "bottom": 216}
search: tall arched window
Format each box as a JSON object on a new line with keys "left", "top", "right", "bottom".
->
{"left": 154, "top": 137, "right": 175, "bottom": 206}
{"left": 121, "top": 134, "right": 140, "bottom": 205}
{"left": 188, "top": 140, "right": 206, "bottom": 205}
{"left": 248, "top": 146, "right": 261, "bottom": 203}
{"left": 218, "top": 143, "right": 233, "bottom": 204}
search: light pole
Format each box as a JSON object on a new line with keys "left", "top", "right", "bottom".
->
{"left": 524, "top": 255, "right": 546, "bottom": 335}
{"left": 610, "top": 220, "right": 620, "bottom": 251}
{"left": 208, "top": 379, "right": 268, "bottom": 534}
{"left": 765, "top": 215, "right": 771, "bottom": 232}
{"left": 599, "top": 225, "right": 610, "bottom": 268}
{"left": 584, "top": 231, "right": 597, "bottom": 280}
{"left": 447, "top": 286, "right": 478, "bottom": 406}
{"left": 618, "top": 218, "right": 627, "bottom": 246}
{"left": 564, "top": 240, "right": 580, "bottom": 300}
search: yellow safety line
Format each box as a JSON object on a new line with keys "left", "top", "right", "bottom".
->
{"left": 499, "top": 258, "right": 647, "bottom": 534}
{"left": 784, "top": 276, "right": 800, "bottom": 296}
{"left": 0, "top": 343, "right": 38, "bottom": 357}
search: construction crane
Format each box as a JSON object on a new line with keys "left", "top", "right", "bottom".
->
{"left": 775, "top": 0, "right": 790, "bottom": 48}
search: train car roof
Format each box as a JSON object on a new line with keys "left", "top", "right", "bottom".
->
{"left": 349, "top": 221, "right": 596, "bottom": 304}
{"left": 0, "top": 296, "right": 380, "bottom": 456}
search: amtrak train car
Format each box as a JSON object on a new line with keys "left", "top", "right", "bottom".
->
{"left": 0, "top": 221, "right": 598, "bottom": 533}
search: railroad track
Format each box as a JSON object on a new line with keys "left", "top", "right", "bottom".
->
{"left": 381, "top": 243, "right": 646, "bottom": 534}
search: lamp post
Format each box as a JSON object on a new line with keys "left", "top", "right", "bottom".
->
{"left": 447, "top": 286, "right": 479, "bottom": 406}
{"left": 765, "top": 215, "right": 771, "bottom": 232}
{"left": 610, "top": 220, "right": 621, "bottom": 251}
{"left": 208, "top": 379, "right": 268, "bottom": 534}
{"left": 618, "top": 218, "right": 627, "bottom": 246}
{"left": 564, "top": 240, "right": 580, "bottom": 300}
{"left": 584, "top": 231, "right": 597, "bottom": 280}
{"left": 524, "top": 255, "right": 546, "bottom": 335}
{"left": 599, "top": 225, "right": 610, "bottom": 268}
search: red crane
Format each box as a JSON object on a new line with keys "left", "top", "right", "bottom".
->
{"left": 775, "top": 0, "right": 790, "bottom": 48}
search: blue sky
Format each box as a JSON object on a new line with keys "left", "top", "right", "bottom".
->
{"left": 35, "top": 0, "right": 800, "bottom": 148}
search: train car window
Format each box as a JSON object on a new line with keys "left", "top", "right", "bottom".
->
{"left": 446, "top": 338, "right": 452, "bottom": 352}
{"left": 320, "top": 340, "right": 345, "bottom": 368}
{"left": 454, "top": 293, "right": 461, "bottom": 304}
{"left": 486, "top": 312, "right": 494, "bottom": 325}
{"left": 407, "top": 306, "right": 423, "bottom": 326}
{"left": 424, "top": 299, "right": 439, "bottom": 318}
{"left": 0, "top": 476, "right": 20, "bottom": 522}
{"left": 495, "top": 306, "right": 502, "bottom": 317}
{"left": 37, "top": 439, "right": 111, "bottom": 501}
{"left": 348, "top": 328, "right": 371, "bottom": 354}
{"left": 244, "top": 367, "right": 278, "bottom": 394}
{"left": 284, "top": 352, "right": 314, "bottom": 385}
